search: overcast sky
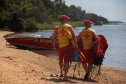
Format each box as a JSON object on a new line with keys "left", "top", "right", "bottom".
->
{"left": 64, "top": 0, "right": 126, "bottom": 23}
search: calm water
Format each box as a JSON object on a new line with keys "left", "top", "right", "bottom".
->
{"left": 25, "top": 24, "right": 126, "bottom": 71}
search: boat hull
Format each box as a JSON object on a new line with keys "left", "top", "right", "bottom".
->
{"left": 6, "top": 37, "right": 59, "bottom": 50}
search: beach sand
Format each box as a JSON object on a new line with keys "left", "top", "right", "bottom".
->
{"left": 0, "top": 30, "right": 126, "bottom": 84}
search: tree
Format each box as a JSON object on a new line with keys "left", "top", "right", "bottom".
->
{"left": 67, "top": 5, "right": 83, "bottom": 21}
{"left": 52, "top": 0, "right": 68, "bottom": 20}
{"left": 0, "top": 0, "right": 109, "bottom": 32}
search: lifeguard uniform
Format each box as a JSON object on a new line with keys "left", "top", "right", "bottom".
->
{"left": 81, "top": 28, "right": 95, "bottom": 64}
{"left": 58, "top": 24, "right": 73, "bottom": 62}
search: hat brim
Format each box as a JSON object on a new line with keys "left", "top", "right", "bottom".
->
{"left": 66, "top": 17, "right": 70, "bottom": 19}
{"left": 90, "top": 22, "right": 93, "bottom": 23}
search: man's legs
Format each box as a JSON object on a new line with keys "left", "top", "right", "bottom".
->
{"left": 58, "top": 45, "right": 72, "bottom": 79}
{"left": 84, "top": 64, "right": 92, "bottom": 79}
{"left": 87, "top": 64, "right": 92, "bottom": 73}
{"left": 58, "top": 47, "right": 64, "bottom": 77}
{"left": 63, "top": 61, "right": 69, "bottom": 79}
{"left": 82, "top": 49, "right": 93, "bottom": 79}
{"left": 59, "top": 61, "right": 63, "bottom": 76}
{"left": 82, "top": 63, "right": 88, "bottom": 73}
{"left": 82, "top": 63, "right": 90, "bottom": 79}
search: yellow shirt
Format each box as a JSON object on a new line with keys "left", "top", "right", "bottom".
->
{"left": 82, "top": 28, "right": 93, "bottom": 49}
{"left": 58, "top": 24, "right": 70, "bottom": 48}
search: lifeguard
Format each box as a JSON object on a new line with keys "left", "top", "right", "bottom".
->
{"left": 52, "top": 15, "right": 78, "bottom": 80}
{"left": 77, "top": 20, "right": 98, "bottom": 79}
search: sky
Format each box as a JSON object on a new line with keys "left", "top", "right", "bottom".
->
{"left": 64, "top": 0, "right": 126, "bottom": 23}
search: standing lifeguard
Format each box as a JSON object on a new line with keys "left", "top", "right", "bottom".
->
{"left": 77, "top": 20, "right": 98, "bottom": 79}
{"left": 52, "top": 15, "right": 78, "bottom": 80}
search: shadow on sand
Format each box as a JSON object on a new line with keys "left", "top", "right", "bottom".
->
{"left": 43, "top": 76, "right": 97, "bottom": 83}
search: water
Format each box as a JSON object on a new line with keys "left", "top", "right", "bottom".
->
{"left": 92, "top": 25, "right": 126, "bottom": 71}
{"left": 26, "top": 24, "right": 126, "bottom": 71}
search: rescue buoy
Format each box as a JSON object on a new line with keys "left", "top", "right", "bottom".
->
{"left": 67, "top": 31, "right": 75, "bottom": 48}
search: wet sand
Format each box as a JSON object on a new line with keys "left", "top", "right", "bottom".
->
{"left": 0, "top": 30, "right": 126, "bottom": 84}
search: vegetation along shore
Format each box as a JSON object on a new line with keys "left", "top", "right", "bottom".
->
{"left": 0, "top": 0, "right": 108, "bottom": 32}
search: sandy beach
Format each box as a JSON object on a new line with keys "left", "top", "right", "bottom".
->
{"left": 0, "top": 30, "right": 126, "bottom": 84}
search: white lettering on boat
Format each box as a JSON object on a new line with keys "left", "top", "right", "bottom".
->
{"left": 40, "top": 39, "right": 52, "bottom": 43}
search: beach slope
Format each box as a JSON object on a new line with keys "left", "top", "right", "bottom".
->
{"left": 0, "top": 31, "right": 126, "bottom": 84}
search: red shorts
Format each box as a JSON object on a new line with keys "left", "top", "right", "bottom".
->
{"left": 58, "top": 45, "right": 73, "bottom": 62}
{"left": 79, "top": 49, "right": 95, "bottom": 64}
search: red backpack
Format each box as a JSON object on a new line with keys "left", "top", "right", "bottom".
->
{"left": 91, "top": 35, "right": 108, "bottom": 66}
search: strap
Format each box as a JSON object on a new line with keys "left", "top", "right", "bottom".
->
{"left": 72, "top": 62, "right": 81, "bottom": 78}
{"left": 65, "top": 38, "right": 73, "bottom": 61}
{"left": 98, "top": 66, "right": 101, "bottom": 76}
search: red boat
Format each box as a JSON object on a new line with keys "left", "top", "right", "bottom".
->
{"left": 5, "top": 34, "right": 59, "bottom": 50}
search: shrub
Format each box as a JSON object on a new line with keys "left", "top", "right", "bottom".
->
{"left": 23, "top": 17, "right": 38, "bottom": 32}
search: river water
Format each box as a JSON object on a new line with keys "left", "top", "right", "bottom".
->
{"left": 24, "top": 24, "right": 126, "bottom": 71}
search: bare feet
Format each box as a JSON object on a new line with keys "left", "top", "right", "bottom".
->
{"left": 63, "top": 76, "right": 69, "bottom": 81}
{"left": 59, "top": 74, "right": 63, "bottom": 77}
{"left": 84, "top": 73, "right": 90, "bottom": 79}
{"left": 63, "top": 76, "right": 67, "bottom": 79}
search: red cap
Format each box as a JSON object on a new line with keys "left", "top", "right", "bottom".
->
{"left": 84, "top": 20, "right": 93, "bottom": 25}
{"left": 61, "top": 15, "right": 70, "bottom": 20}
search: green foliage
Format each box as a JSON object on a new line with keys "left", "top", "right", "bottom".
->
{"left": 68, "top": 22, "right": 84, "bottom": 28}
{"left": 23, "top": 17, "right": 38, "bottom": 32}
{"left": 36, "top": 23, "right": 53, "bottom": 30}
{"left": 36, "top": 22, "right": 60, "bottom": 30}
{"left": 0, "top": 0, "right": 109, "bottom": 32}
{"left": 24, "top": 23, "right": 38, "bottom": 32}
{"left": 36, "top": 22, "right": 84, "bottom": 30}
{"left": 9, "top": 19, "right": 23, "bottom": 32}
{"left": 0, "top": 0, "right": 5, "bottom": 9}
{"left": 9, "top": 14, "right": 24, "bottom": 32}
{"left": 85, "top": 13, "right": 108, "bottom": 23}
{"left": 67, "top": 5, "right": 83, "bottom": 21}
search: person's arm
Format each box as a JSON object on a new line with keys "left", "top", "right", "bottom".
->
{"left": 77, "top": 30, "right": 82, "bottom": 41}
{"left": 52, "top": 26, "right": 58, "bottom": 52}
{"left": 92, "top": 29, "right": 98, "bottom": 40}
{"left": 50, "top": 33, "right": 54, "bottom": 38}
{"left": 68, "top": 25, "right": 78, "bottom": 50}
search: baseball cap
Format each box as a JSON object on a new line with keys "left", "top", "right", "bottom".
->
{"left": 61, "top": 15, "right": 70, "bottom": 20}
{"left": 84, "top": 20, "right": 93, "bottom": 25}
